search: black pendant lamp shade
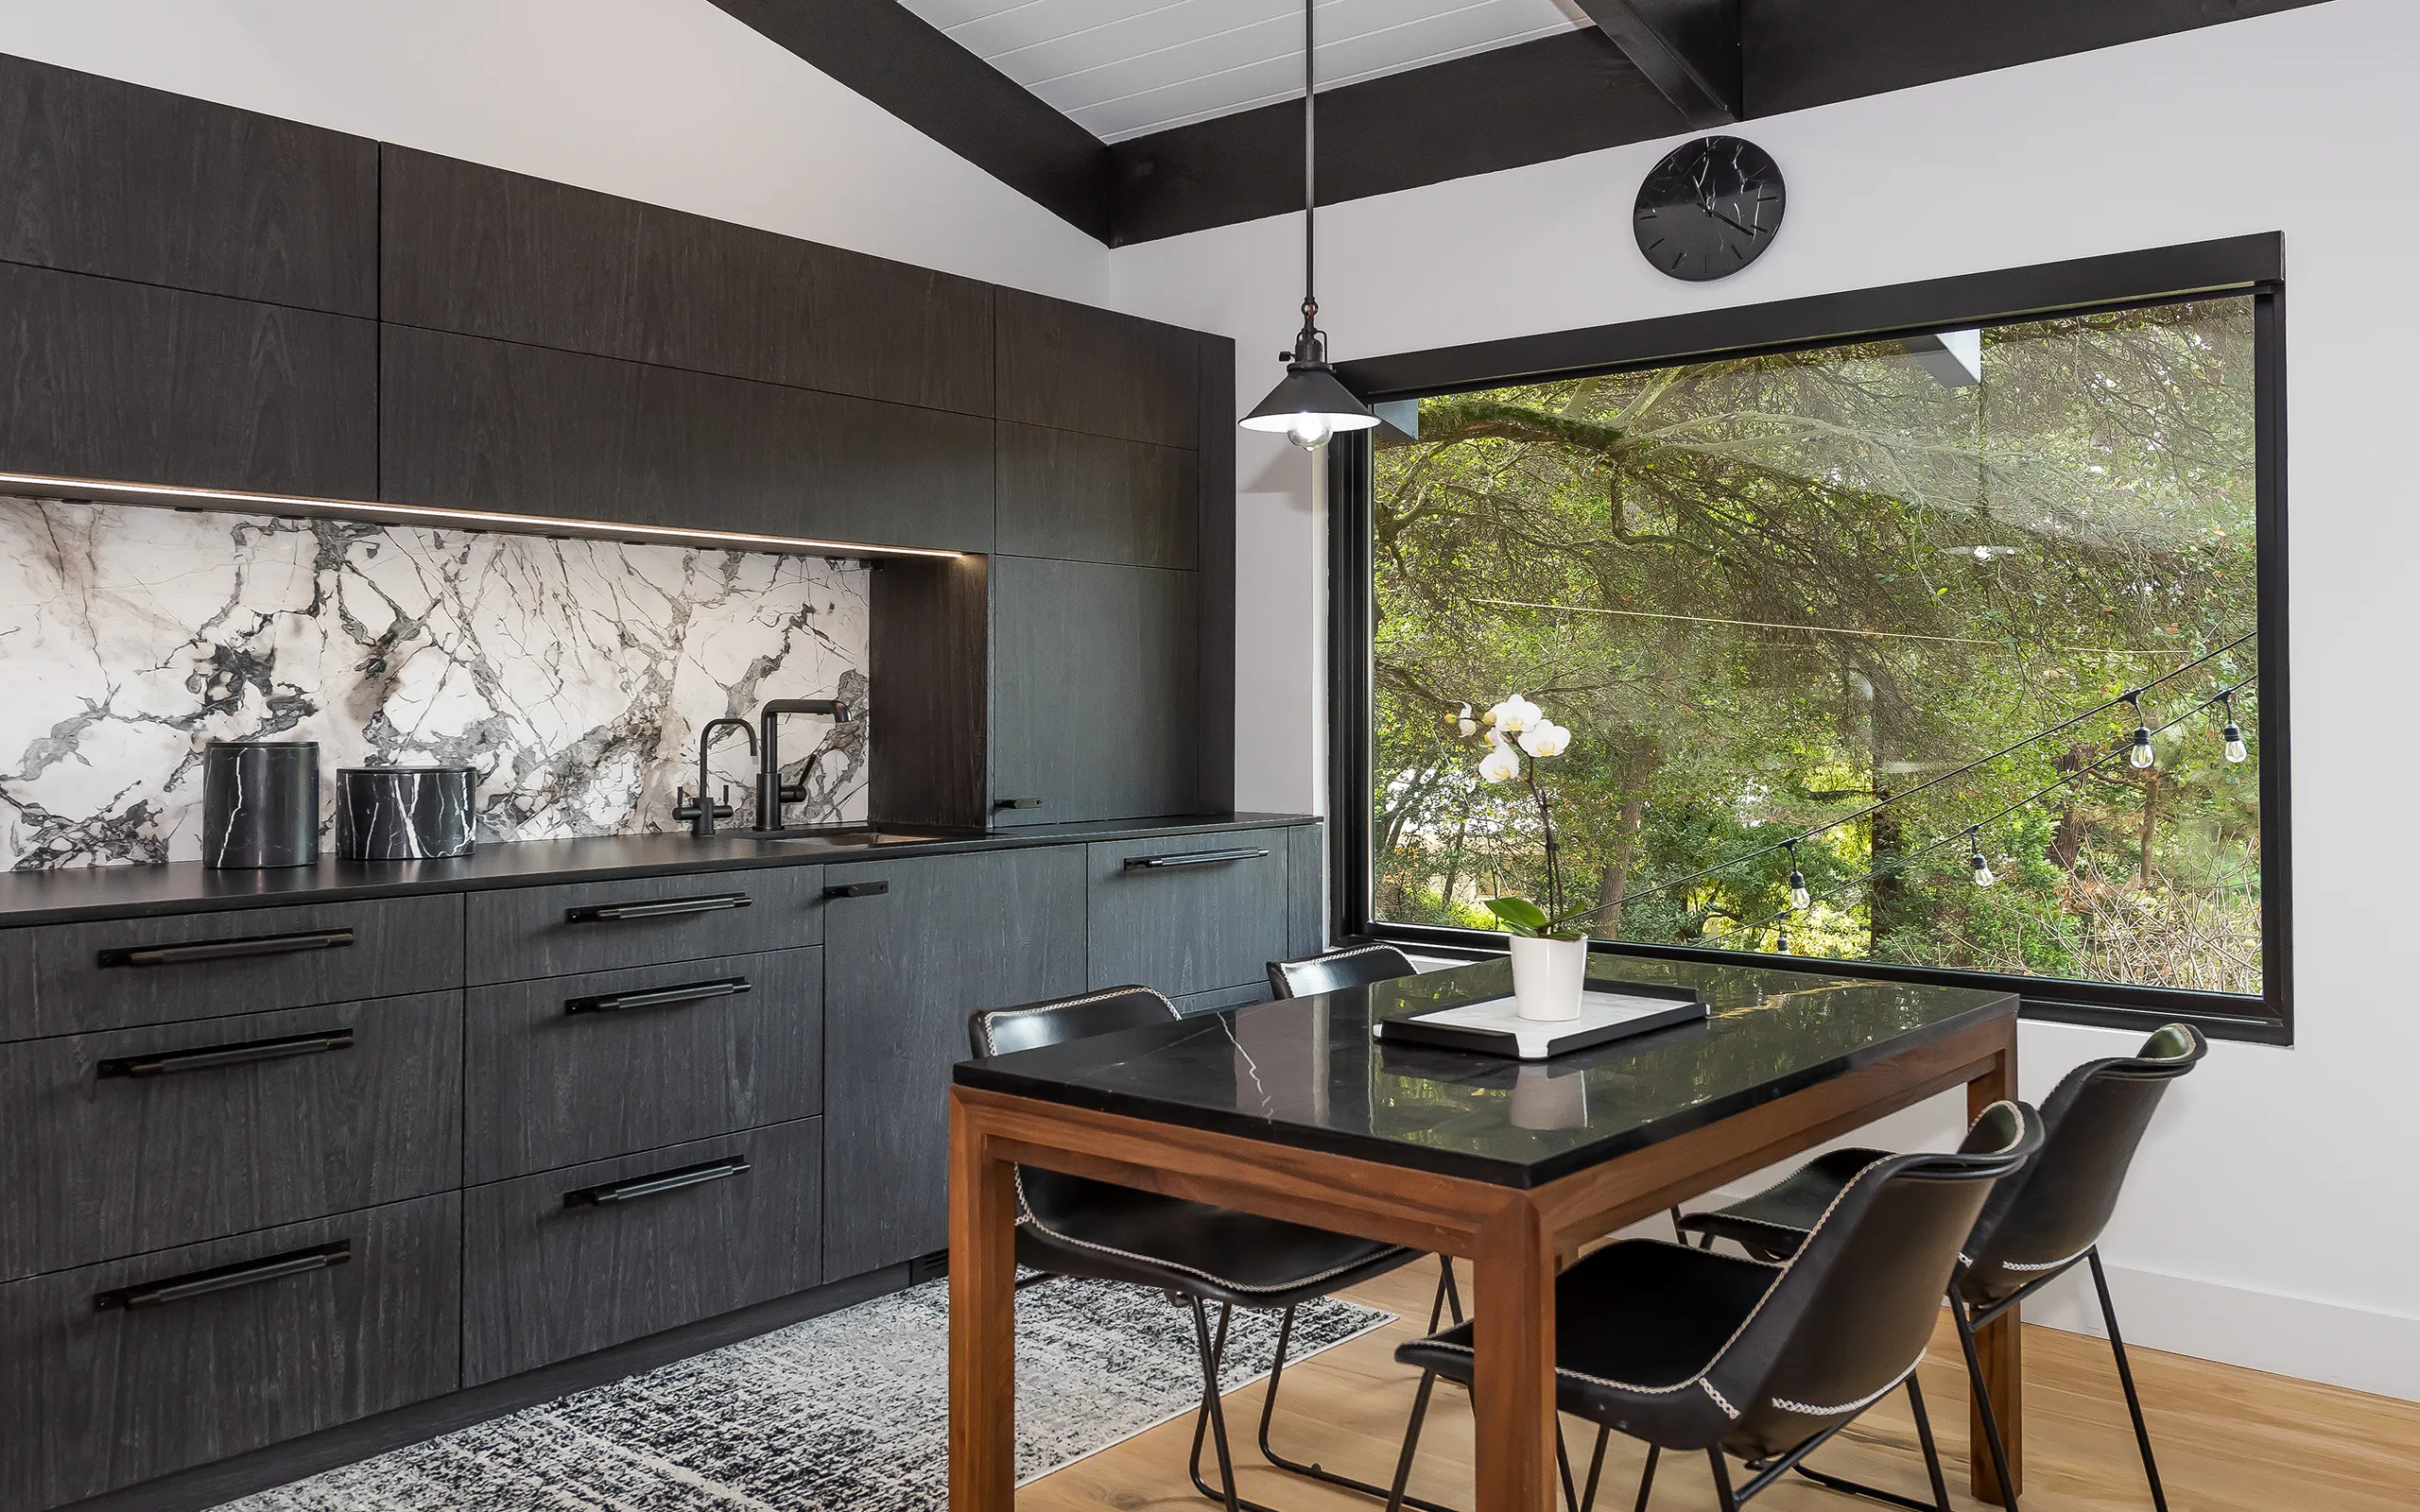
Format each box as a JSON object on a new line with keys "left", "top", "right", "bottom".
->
{"left": 1243, "top": 0, "right": 1376, "bottom": 452}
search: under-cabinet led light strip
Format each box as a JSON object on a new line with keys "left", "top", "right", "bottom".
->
{"left": 0, "top": 471, "right": 966, "bottom": 561}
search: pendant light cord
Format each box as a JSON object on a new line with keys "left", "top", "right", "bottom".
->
{"left": 1301, "top": 0, "right": 1316, "bottom": 333}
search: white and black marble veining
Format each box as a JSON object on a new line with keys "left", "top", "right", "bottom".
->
{"left": 0, "top": 495, "right": 870, "bottom": 870}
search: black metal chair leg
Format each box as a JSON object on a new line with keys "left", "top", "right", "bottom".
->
{"left": 1187, "top": 1297, "right": 1246, "bottom": 1512}
{"left": 2090, "top": 1248, "right": 2170, "bottom": 1512}
{"left": 1706, "top": 1448, "right": 1741, "bottom": 1512}
{"left": 1631, "top": 1444, "right": 1658, "bottom": 1512}
{"left": 1581, "top": 1425, "right": 1609, "bottom": 1512}
{"left": 1789, "top": 1376, "right": 1959, "bottom": 1512}
{"left": 1384, "top": 1370, "right": 1438, "bottom": 1512}
{"left": 1557, "top": 1425, "right": 1580, "bottom": 1512}
{"left": 1439, "top": 1255, "right": 1463, "bottom": 1326}
{"left": 1252, "top": 1288, "right": 1463, "bottom": 1512}
{"left": 1954, "top": 1298, "right": 2023, "bottom": 1512}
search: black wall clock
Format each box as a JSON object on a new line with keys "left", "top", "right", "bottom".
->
{"left": 1634, "top": 136, "right": 1786, "bottom": 282}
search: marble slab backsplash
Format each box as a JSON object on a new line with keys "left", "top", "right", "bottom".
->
{"left": 0, "top": 495, "right": 870, "bottom": 869}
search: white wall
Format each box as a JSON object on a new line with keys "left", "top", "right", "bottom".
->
{"left": 1112, "top": 0, "right": 2420, "bottom": 1400}
{"left": 0, "top": 0, "right": 1111, "bottom": 301}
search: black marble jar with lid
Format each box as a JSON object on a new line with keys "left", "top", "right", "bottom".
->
{"left": 336, "top": 767, "right": 476, "bottom": 861}
{"left": 200, "top": 740, "right": 321, "bottom": 868}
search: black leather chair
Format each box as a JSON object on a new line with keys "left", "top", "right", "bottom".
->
{"left": 1267, "top": 943, "right": 1422, "bottom": 1000}
{"left": 1384, "top": 1102, "right": 2044, "bottom": 1512}
{"left": 970, "top": 985, "right": 1430, "bottom": 1512}
{"left": 1678, "top": 1023, "right": 2206, "bottom": 1511}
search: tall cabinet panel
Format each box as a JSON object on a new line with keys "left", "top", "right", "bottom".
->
{"left": 380, "top": 146, "right": 994, "bottom": 415}
{"left": 821, "top": 847, "right": 1087, "bottom": 1280}
{"left": 0, "top": 53, "right": 377, "bottom": 314}
{"left": 991, "top": 557, "right": 1201, "bottom": 826}
{"left": 995, "top": 287, "right": 1200, "bottom": 448}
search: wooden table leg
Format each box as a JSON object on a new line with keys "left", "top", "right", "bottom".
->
{"left": 1968, "top": 1041, "right": 2022, "bottom": 1505}
{"left": 949, "top": 1093, "right": 1017, "bottom": 1511}
{"left": 1472, "top": 1196, "right": 1557, "bottom": 1512}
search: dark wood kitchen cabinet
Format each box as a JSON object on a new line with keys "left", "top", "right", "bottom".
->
{"left": 994, "top": 421, "right": 1200, "bottom": 570}
{"left": 380, "top": 146, "right": 993, "bottom": 415}
{"left": 821, "top": 847, "right": 1086, "bottom": 1280}
{"left": 995, "top": 287, "right": 1201, "bottom": 448}
{"left": 0, "top": 260, "right": 375, "bottom": 497}
{"left": 379, "top": 325, "right": 994, "bottom": 551}
{"left": 992, "top": 555, "right": 1201, "bottom": 825}
{"left": 1086, "top": 833, "right": 1290, "bottom": 998}
{"left": 0, "top": 53, "right": 377, "bottom": 314}
{"left": 0, "top": 1194, "right": 461, "bottom": 1512}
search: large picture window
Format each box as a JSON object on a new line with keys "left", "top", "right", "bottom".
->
{"left": 1335, "top": 248, "right": 2288, "bottom": 1040}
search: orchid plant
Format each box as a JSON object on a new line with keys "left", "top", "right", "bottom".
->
{"left": 1460, "top": 695, "right": 1587, "bottom": 942}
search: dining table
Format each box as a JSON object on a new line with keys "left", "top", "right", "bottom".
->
{"left": 948, "top": 954, "right": 2024, "bottom": 1511}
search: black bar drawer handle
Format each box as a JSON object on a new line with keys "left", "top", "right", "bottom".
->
{"left": 1125, "top": 848, "right": 1271, "bottom": 870}
{"left": 565, "top": 892, "right": 752, "bottom": 923}
{"left": 95, "top": 1241, "right": 351, "bottom": 1312}
{"left": 564, "top": 1157, "right": 750, "bottom": 1208}
{"left": 995, "top": 797, "right": 1044, "bottom": 811}
{"left": 97, "top": 928, "right": 355, "bottom": 969}
{"left": 565, "top": 976, "right": 752, "bottom": 1015}
{"left": 825, "top": 881, "right": 889, "bottom": 899}
{"left": 97, "top": 1028, "right": 354, "bottom": 1079}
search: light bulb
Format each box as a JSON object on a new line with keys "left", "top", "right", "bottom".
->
{"left": 1972, "top": 857, "right": 1996, "bottom": 887}
{"left": 1286, "top": 414, "right": 1333, "bottom": 451}
{"left": 2129, "top": 727, "right": 2155, "bottom": 769}
{"left": 1788, "top": 871, "right": 1810, "bottom": 910}
{"left": 2223, "top": 724, "right": 2247, "bottom": 763}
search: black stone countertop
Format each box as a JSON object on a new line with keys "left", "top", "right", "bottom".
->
{"left": 0, "top": 814, "right": 1316, "bottom": 927}
{"left": 956, "top": 954, "right": 2015, "bottom": 1188}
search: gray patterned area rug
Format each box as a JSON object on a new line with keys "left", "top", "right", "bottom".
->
{"left": 216, "top": 1278, "right": 1392, "bottom": 1512}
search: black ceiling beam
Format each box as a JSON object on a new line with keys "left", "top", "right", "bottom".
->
{"left": 705, "top": 0, "right": 1112, "bottom": 241}
{"left": 1570, "top": 0, "right": 1740, "bottom": 129}
{"left": 1110, "top": 29, "right": 1684, "bottom": 247}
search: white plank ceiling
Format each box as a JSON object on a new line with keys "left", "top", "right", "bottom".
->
{"left": 896, "top": 0, "right": 1594, "bottom": 143}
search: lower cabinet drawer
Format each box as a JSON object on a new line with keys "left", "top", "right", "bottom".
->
{"left": 1087, "top": 833, "right": 1290, "bottom": 997}
{"left": 464, "top": 949, "right": 822, "bottom": 1183}
{"left": 460, "top": 1117, "right": 822, "bottom": 1385}
{"left": 0, "top": 991, "right": 464, "bottom": 1280}
{"left": 0, "top": 1194, "right": 462, "bottom": 1512}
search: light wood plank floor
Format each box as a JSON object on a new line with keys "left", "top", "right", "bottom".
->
{"left": 1020, "top": 1259, "right": 2420, "bottom": 1512}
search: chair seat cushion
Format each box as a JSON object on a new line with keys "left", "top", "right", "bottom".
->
{"left": 1018, "top": 1172, "right": 1416, "bottom": 1309}
{"left": 1674, "top": 1148, "right": 1888, "bottom": 1260}
{"left": 1393, "top": 1240, "right": 1780, "bottom": 1448}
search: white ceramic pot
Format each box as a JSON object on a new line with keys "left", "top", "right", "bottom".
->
{"left": 1509, "top": 934, "right": 1589, "bottom": 1021}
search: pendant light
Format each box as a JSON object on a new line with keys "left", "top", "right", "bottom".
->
{"left": 1239, "top": 0, "right": 1378, "bottom": 453}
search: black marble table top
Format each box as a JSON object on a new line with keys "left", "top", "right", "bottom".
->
{"left": 955, "top": 955, "right": 2016, "bottom": 1188}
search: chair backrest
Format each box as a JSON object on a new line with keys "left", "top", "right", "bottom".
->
{"left": 1267, "top": 943, "right": 1419, "bottom": 1000}
{"left": 1701, "top": 1102, "right": 2043, "bottom": 1461}
{"left": 968, "top": 985, "right": 1180, "bottom": 1058}
{"left": 1959, "top": 1022, "right": 2206, "bottom": 1302}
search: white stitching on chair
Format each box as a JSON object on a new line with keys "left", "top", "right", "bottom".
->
{"left": 1700, "top": 1380, "right": 1739, "bottom": 1419}
{"left": 973, "top": 986, "right": 1180, "bottom": 1054}
{"left": 1995, "top": 1244, "right": 2094, "bottom": 1274}
{"left": 1769, "top": 1352, "right": 1925, "bottom": 1418}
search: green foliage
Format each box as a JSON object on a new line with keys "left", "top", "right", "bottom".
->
{"left": 1371, "top": 299, "right": 2262, "bottom": 996}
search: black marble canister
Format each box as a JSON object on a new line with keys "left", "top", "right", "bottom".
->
{"left": 201, "top": 741, "right": 321, "bottom": 868}
{"left": 336, "top": 767, "right": 476, "bottom": 861}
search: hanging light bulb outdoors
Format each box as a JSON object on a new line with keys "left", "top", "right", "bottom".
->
{"left": 2124, "top": 691, "right": 2156, "bottom": 769}
{"left": 2220, "top": 689, "right": 2248, "bottom": 763}
{"left": 1967, "top": 826, "right": 1996, "bottom": 888}
{"left": 1238, "top": 0, "right": 1378, "bottom": 454}
{"left": 1784, "top": 838, "right": 1810, "bottom": 910}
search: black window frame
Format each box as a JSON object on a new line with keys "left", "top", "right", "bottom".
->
{"left": 1326, "top": 233, "right": 2292, "bottom": 1046}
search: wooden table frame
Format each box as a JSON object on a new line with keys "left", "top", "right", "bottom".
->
{"left": 949, "top": 1010, "right": 2020, "bottom": 1511}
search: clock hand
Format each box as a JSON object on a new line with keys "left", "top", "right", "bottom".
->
{"left": 1704, "top": 204, "right": 1766, "bottom": 239}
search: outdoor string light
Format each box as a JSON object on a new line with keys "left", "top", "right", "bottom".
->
{"left": 1967, "top": 826, "right": 1996, "bottom": 888}
{"left": 1785, "top": 839, "right": 1810, "bottom": 910}
{"left": 2220, "top": 689, "right": 2248, "bottom": 763}
{"left": 2125, "top": 691, "right": 2156, "bottom": 769}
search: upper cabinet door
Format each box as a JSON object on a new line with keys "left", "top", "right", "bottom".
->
{"left": 994, "top": 422, "right": 1199, "bottom": 570}
{"left": 995, "top": 289, "right": 1201, "bottom": 449}
{"left": 0, "top": 262, "right": 375, "bottom": 497}
{"left": 380, "top": 147, "right": 994, "bottom": 416}
{"left": 0, "top": 55, "right": 376, "bottom": 315}
{"left": 379, "top": 326, "right": 994, "bottom": 552}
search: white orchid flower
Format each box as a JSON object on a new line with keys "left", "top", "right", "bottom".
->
{"left": 1489, "top": 695, "right": 1542, "bottom": 733}
{"left": 1456, "top": 702, "right": 1478, "bottom": 738}
{"left": 1477, "top": 743, "right": 1522, "bottom": 784}
{"left": 1518, "top": 720, "right": 1570, "bottom": 759}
